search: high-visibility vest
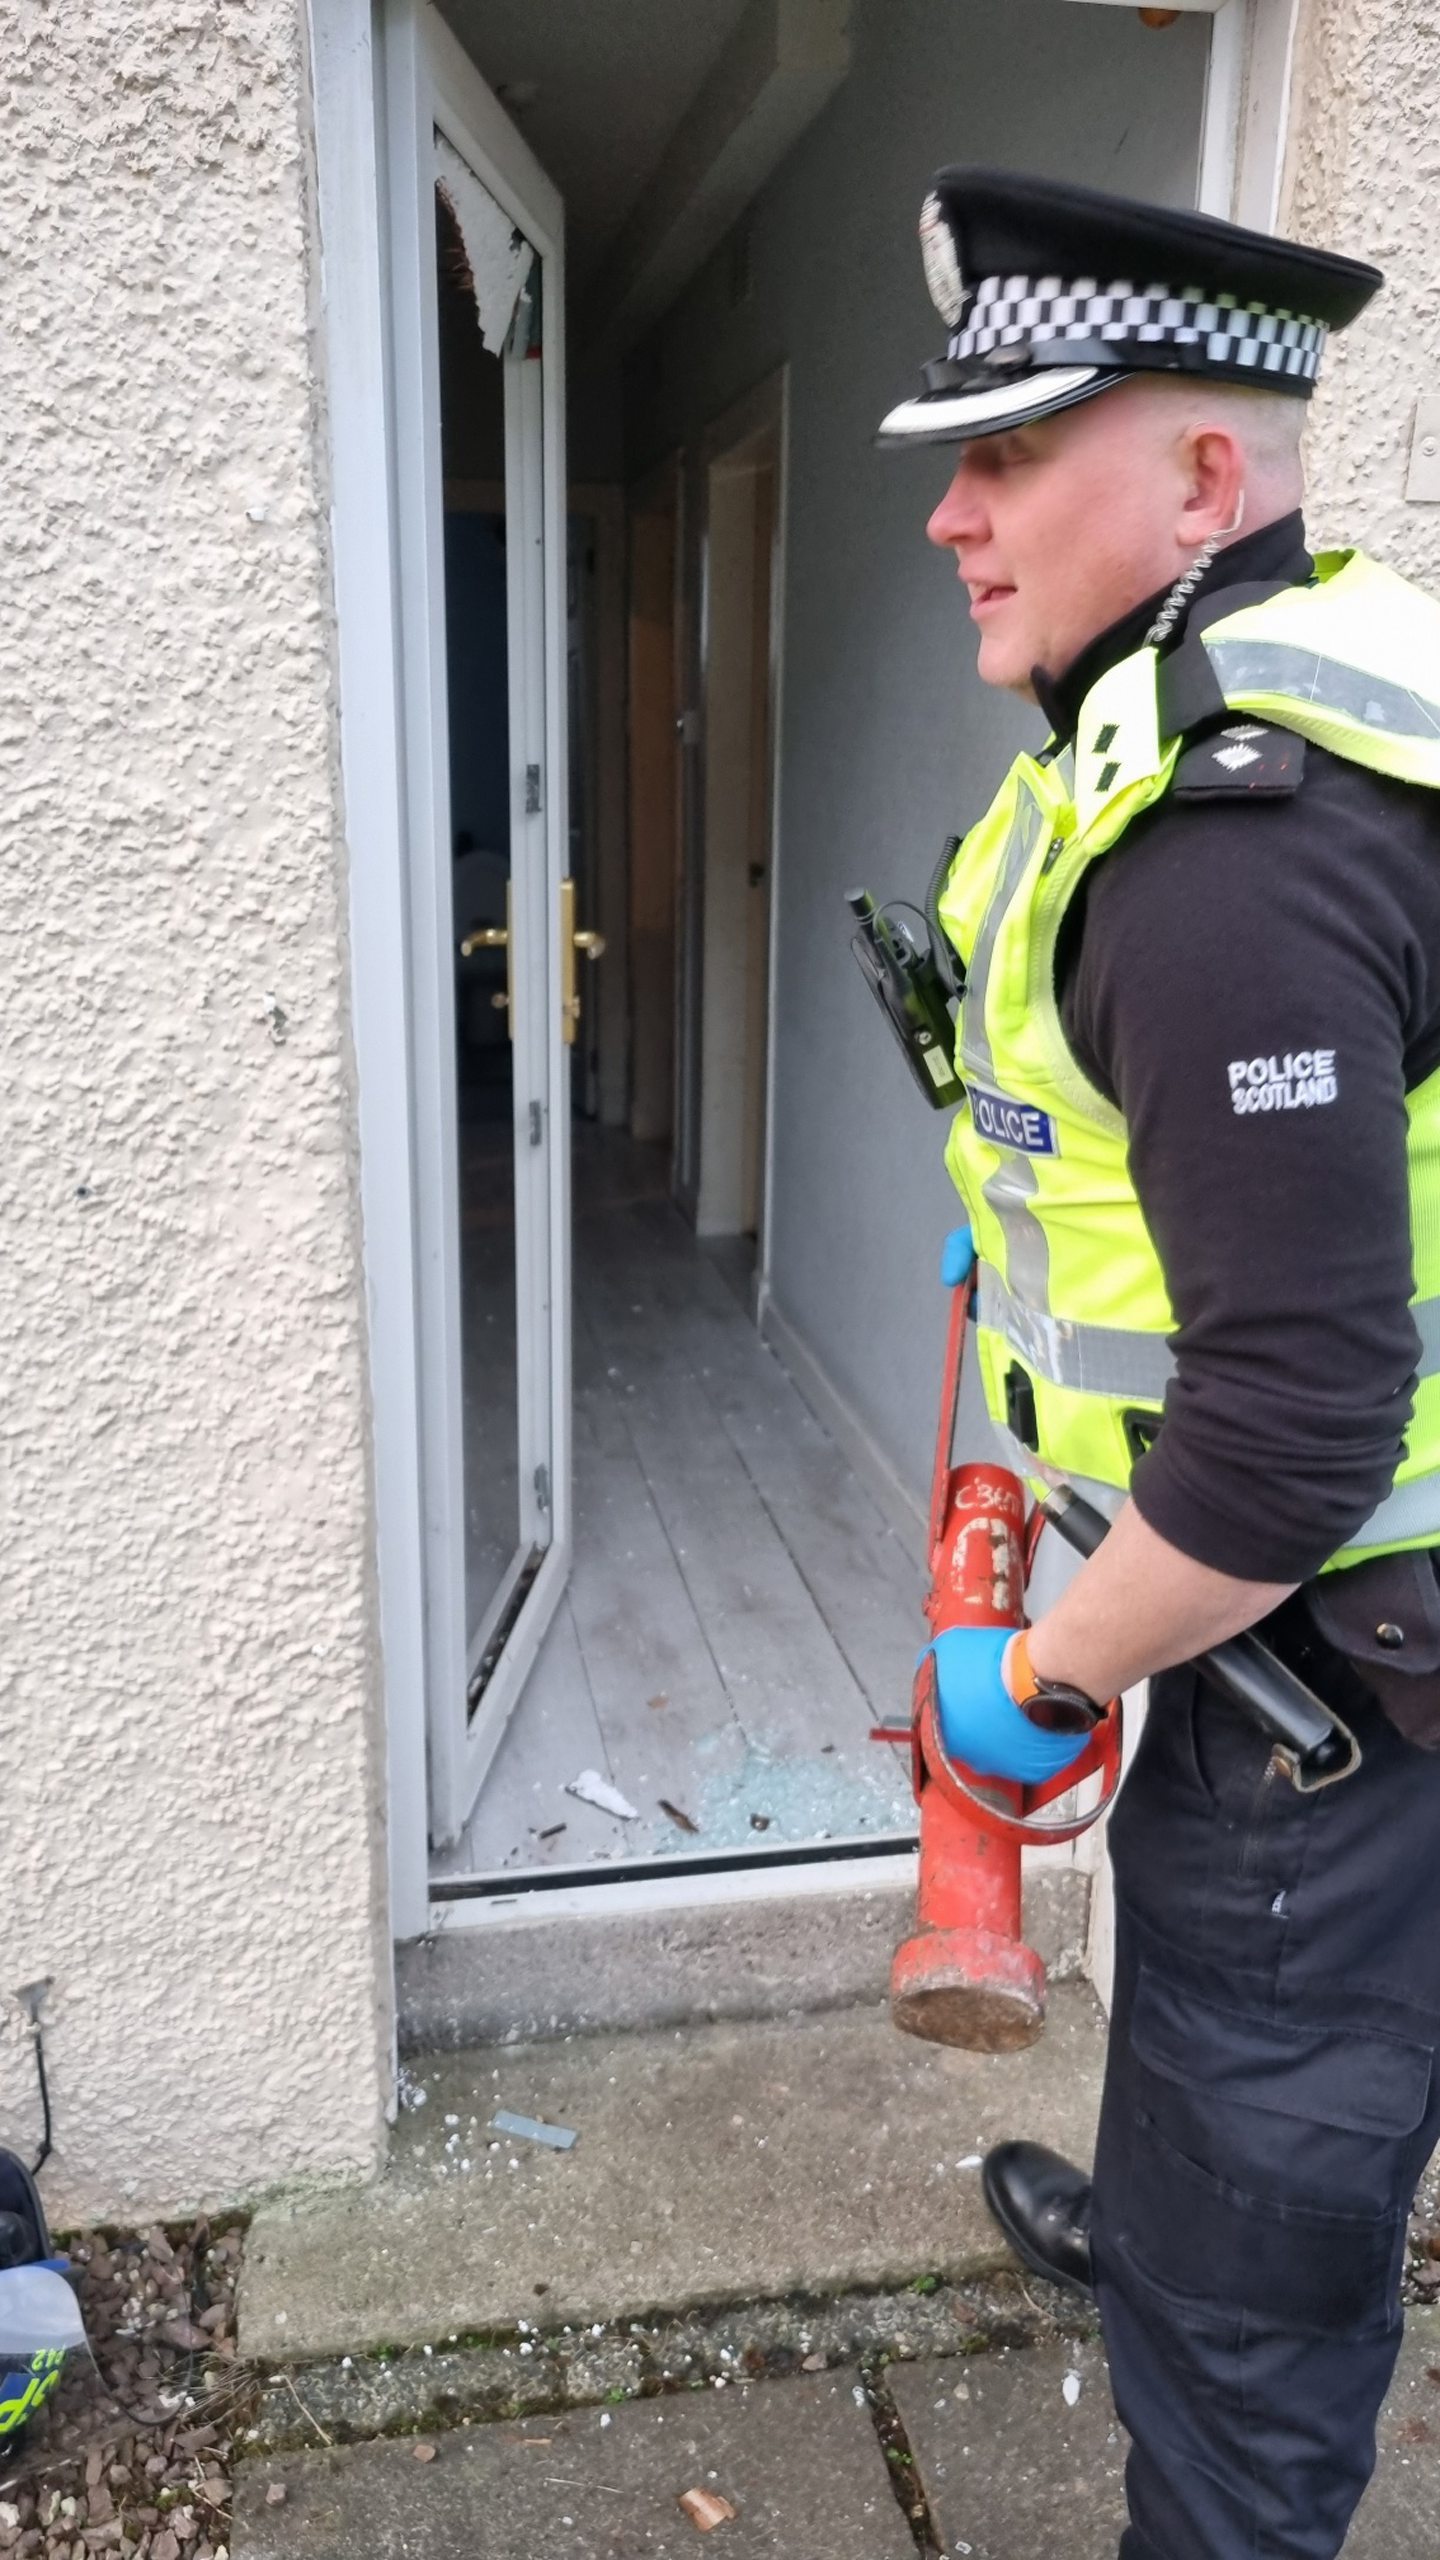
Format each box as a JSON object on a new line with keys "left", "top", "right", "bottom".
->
{"left": 939, "top": 549, "right": 1440, "bottom": 1570}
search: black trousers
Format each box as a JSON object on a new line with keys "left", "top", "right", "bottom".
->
{"left": 1092, "top": 1641, "right": 1440, "bottom": 2559}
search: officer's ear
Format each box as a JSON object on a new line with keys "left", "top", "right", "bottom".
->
{"left": 1174, "top": 424, "right": 1246, "bottom": 556}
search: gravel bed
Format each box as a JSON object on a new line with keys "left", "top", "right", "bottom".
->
{"left": 0, "top": 2221, "right": 254, "bottom": 2560}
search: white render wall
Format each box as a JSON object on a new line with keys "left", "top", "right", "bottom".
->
{"left": 1286, "top": 2, "right": 1440, "bottom": 584}
{"left": 0, "top": 2, "right": 390, "bottom": 2220}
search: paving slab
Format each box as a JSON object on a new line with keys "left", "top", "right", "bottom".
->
{"left": 891, "top": 2340, "right": 1126, "bottom": 2559}
{"left": 893, "top": 2311, "right": 1440, "bottom": 2559}
{"left": 233, "top": 2369, "right": 914, "bottom": 2560}
{"left": 239, "top": 1986, "right": 1106, "bottom": 2359}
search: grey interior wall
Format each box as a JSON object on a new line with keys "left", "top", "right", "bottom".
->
{"left": 625, "top": 0, "right": 1208, "bottom": 1503}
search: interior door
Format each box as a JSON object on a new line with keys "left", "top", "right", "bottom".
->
{"left": 383, "top": 0, "right": 572, "bottom": 1847}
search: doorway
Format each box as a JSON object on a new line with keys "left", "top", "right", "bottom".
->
{"left": 626, "top": 459, "right": 682, "bottom": 1156}
{"left": 692, "top": 389, "right": 782, "bottom": 1263}
{"left": 431, "top": 370, "right": 928, "bottom": 1884}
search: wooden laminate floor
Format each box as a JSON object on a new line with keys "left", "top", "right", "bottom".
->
{"left": 436, "top": 1132, "right": 923, "bottom": 1877}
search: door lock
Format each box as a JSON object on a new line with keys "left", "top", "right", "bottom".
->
{"left": 561, "top": 880, "right": 606, "bottom": 1044}
{"left": 459, "top": 889, "right": 514, "bottom": 1038}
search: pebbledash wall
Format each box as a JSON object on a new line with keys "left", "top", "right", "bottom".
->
{"left": 0, "top": 3, "right": 390, "bottom": 2221}
{"left": 1286, "top": 0, "right": 1440, "bottom": 591}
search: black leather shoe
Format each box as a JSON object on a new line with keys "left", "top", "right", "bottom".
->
{"left": 982, "top": 2139, "right": 1094, "bottom": 2297}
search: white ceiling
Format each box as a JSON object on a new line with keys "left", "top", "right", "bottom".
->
{"left": 436, "top": 0, "right": 755, "bottom": 281}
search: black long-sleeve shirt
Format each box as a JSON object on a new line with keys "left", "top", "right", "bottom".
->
{"left": 1037, "top": 516, "right": 1440, "bottom": 1585}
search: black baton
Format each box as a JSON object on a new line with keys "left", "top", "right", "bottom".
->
{"left": 1039, "top": 1485, "right": 1360, "bottom": 1792}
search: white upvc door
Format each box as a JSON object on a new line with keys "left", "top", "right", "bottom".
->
{"left": 382, "top": 0, "right": 572, "bottom": 1848}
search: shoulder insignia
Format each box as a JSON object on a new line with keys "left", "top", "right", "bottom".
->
{"left": 1171, "top": 720, "right": 1306, "bottom": 800}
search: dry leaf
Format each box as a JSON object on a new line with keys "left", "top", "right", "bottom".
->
{"left": 659, "top": 1799, "right": 699, "bottom": 1835}
{"left": 414, "top": 2442, "right": 437, "bottom": 2462}
{"left": 678, "top": 2487, "right": 737, "bottom": 2530}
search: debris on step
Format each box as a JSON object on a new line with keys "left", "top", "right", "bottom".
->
{"left": 490, "top": 2110, "right": 578, "bottom": 2152}
{"left": 678, "top": 2486, "right": 737, "bottom": 2530}
{"left": 659, "top": 1800, "right": 699, "bottom": 1834}
{"left": 566, "top": 1770, "right": 640, "bottom": 1820}
{"left": 647, "top": 1694, "right": 669, "bottom": 1711}
{"left": 1063, "top": 2370, "right": 1083, "bottom": 2405}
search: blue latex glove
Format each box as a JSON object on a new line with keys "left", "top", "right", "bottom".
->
{"left": 940, "top": 1225, "right": 975, "bottom": 1288}
{"left": 928, "top": 1626, "right": 1092, "bottom": 1785}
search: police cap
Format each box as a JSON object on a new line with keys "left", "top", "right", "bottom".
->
{"left": 878, "top": 168, "right": 1382, "bottom": 449}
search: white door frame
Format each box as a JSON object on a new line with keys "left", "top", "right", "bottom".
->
{"left": 307, "top": 0, "right": 572, "bottom": 1927}
{"left": 1199, "top": 0, "right": 1302, "bottom": 224}
{"left": 1063, "top": 0, "right": 1300, "bottom": 222}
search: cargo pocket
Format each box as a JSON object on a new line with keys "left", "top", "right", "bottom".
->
{"left": 1116, "top": 1969, "right": 1431, "bottom": 2333}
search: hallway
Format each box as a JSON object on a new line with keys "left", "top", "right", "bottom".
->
{"left": 435, "top": 1134, "right": 922, "bottom": 1877}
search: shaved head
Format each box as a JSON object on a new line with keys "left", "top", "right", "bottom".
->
{"left": 1113, "top": 375, "right": 1306, "bottom": 524}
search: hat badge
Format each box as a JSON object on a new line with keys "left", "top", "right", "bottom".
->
{"left": 918, "top": 192, "right": 966, "bottom": 329}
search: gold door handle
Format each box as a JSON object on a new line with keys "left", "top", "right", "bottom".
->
{"left": 560, "top": 880, "right": 605, "bottom": 1043}
{"left": 459, "top": 889, "right": 514, "bottom": 1039}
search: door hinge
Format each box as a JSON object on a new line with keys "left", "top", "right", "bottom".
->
{"left": 529, "top": 1099, "right": 543, "bottom": 1148}
{"left": 525, "top": 763, "right": 542, "bottom": 814}
{"left": 533, "top": 1463, "right": 551, "bottom": 1513}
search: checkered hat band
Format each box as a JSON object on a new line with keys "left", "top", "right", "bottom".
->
{"left": 950, "top": 275, "right": 1327, "bottom": 381}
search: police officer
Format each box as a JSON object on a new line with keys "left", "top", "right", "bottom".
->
{"left": 879, "top": 169, "right": 1440, "bottom": 2558}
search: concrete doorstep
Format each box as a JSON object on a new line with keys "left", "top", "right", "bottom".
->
{"left": 232, "top": 2317, "right": 1440, "bottom": 2560}
{"left": 238, "top": 1988, "right": 1108, "bottom": 2361}
{"left": 232, "top": 1991, "right": 1440, "bottom": 2556}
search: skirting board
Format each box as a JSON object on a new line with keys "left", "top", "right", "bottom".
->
{"left": 760, "top": 1287, "right": 927, "bottom": 1566}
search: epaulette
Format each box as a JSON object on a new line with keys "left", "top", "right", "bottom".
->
{"left": 1171, "top": 718, "right": 1306, "bottom": 800}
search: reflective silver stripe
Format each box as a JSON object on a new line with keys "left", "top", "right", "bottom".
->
{"left": 1205, "top": 638, "right": 1440, "bottom": 742}
{"left": 1347, "top": 1471, "right": 1440, "bottom": 1551}
{"left": 989, "top": 1419, "right": 1126, "bottom": 1520}
{"left": 993, "top": 1417, "right": 1440, "bottom": 1560}
{"left": 978, "top": 1263, "right": 1175, "bottom": 1402}
{"left": 981, "top": 1157, "right": 1051, "bottom": 1316}
{"left": 960, "top": 789, "right": 1047, "bottom": 1086}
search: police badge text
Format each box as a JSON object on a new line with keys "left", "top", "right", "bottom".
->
{"left": 969, "top": 1085, "right": 1060, "bottom": 1155}
{"left": 1227, "top": 1050, "right": 1338, "bottom": 1114}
